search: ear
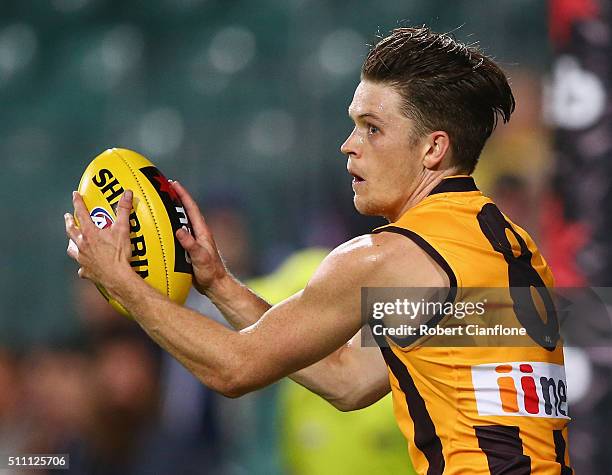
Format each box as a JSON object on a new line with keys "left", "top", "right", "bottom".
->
{"left": 422, "top": 131, "right": 451, "bottom": 170}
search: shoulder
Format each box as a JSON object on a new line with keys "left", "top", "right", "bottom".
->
{"left": 309, "top": 231, "right": 449, "bottom": 290}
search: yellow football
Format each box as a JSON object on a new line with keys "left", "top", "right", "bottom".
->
{"left": 78, "top": 148, "right": 193, "bottom": 317}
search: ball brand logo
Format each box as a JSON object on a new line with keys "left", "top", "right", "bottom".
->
{"left": 90, "top": 207, "right": 114, "bottom": 229}
{"left": 92, "top": 168, "right": 149, "bottom": 278}
{"left": 471, "top": 362, "right": 569, "bottom": 419}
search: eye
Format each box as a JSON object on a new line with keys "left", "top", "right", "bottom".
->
{"left": 367, "top": 124, "right": 380, "bottom": 135}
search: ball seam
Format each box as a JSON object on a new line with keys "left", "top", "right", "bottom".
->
{"left": 114, "top": 150, "right": 171, "bottom": 298}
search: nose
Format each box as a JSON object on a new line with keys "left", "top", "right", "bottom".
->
{"left": 340, "top": 127, "right": 359, "bottom": 158}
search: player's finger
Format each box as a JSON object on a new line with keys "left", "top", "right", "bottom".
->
{"left": 171, "top": 180, "right": 209, "bottom": 237}
{"left": 66, "top": 239, "right": 79, "bottom": 260}
{"left": 64, "top": 213, "right": 82, "bottom": 242}
{"left": 72, "top": 191, "right": 95, "bottom": 232}
{"left": 114, "top": 190, "right": 133, "bottom": 235}
{"left": 176, "top": 225, "right": 198, "bottom": 252}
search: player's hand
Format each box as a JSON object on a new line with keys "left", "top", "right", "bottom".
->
{"left": 64, "top": 190, "right": 133, "bottom": 289}
{"left": 170, "top": 180, "right": 229, "bottom": 295}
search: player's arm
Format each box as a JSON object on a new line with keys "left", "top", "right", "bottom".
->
{"left": 194, "top": 272, "right": 389, "bottom": 410}
{"left": 194, "top": 267, "right": 389, "bottom": 410}
{"left": 169, "top": 180, "right": 392, "bottom": 410}
{"left": 64, "top": 191, "right": 411, "bottom": 401}
{"left": 288, "top": 328, "right": 390, "bottom": 411}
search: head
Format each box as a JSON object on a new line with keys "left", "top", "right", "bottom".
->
{"left": 341, "top": 26, "right": 515, "bottom": 220}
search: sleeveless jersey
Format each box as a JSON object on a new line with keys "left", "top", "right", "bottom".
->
{"left": 372, "top": 175, "right": 572, "bottom": 475}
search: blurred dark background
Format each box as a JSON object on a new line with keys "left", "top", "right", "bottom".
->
{"left": 0, "top": 0, "right": 549, "bottom": 345}
{"left": 1, "top": 0, "right": 611, "bottom": 474}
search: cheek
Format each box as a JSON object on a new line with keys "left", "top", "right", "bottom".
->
{"left": 372, "top": 156, "right": 416, "bottom": 204}
{"left": 375, "top": 153, "right": 411, "bottom": 186}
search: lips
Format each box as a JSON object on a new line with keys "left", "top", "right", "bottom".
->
{"left": 348, "top": 169, "right": 365, "bottom": 182}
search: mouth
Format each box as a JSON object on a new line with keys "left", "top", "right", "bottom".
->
{"left": 349, "top": 171, "right": 365, "bottom": 184}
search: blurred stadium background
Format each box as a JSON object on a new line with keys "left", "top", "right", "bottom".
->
{"left": 1, "top": 0, "right": 611, "bottom": 473}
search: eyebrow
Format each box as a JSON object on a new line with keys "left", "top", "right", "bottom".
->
{"left": 347, "top": 110, "right": 385, "bottom": 123}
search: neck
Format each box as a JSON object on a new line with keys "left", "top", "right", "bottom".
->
{"left": 385, "top": 168, "right": 466, "bottom": 222}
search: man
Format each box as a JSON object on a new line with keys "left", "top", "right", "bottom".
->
{"left": 65, "top": 27, "right": 572, "bottom": 474}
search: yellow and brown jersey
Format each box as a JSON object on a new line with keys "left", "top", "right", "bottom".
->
{"left": 372, "top": 176, "right": 572, "bottom": 475}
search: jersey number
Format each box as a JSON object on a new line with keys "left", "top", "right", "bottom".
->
{"left": 477, "top": 204, "right": 559, "bottom": 350}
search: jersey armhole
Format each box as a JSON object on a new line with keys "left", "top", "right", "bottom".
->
{"left": 372, "top": 226, "right": 458, "bottom": 287}
{"left": 370, "top": 226, "right": 459, "bottom": 350}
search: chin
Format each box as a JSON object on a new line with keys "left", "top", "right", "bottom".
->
{"left": 354, "top": 195, "right": 383, "bottom": 217}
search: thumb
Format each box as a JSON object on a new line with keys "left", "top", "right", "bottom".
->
{"left": 115, "top": 190, "right": 133, "bottom": 236}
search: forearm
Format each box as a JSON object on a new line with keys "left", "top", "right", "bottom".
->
{"left": 206, "top": 273, "right": 271, "bottom": 330}
{"left": 288, "top": 338, "right": 388, "bottom": 411}
{"left": 289, "top": 347, "right": 355, "bottom": 407}
{"left": 106, "top": 268, "right": 248, "bottom": 396}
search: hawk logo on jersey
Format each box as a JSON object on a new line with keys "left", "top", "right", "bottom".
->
{"left": 471, "top": 362, "right": 569, "bottom": 419}
{"left": 90, "top": 207, "right": 114, "bottom": 229}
